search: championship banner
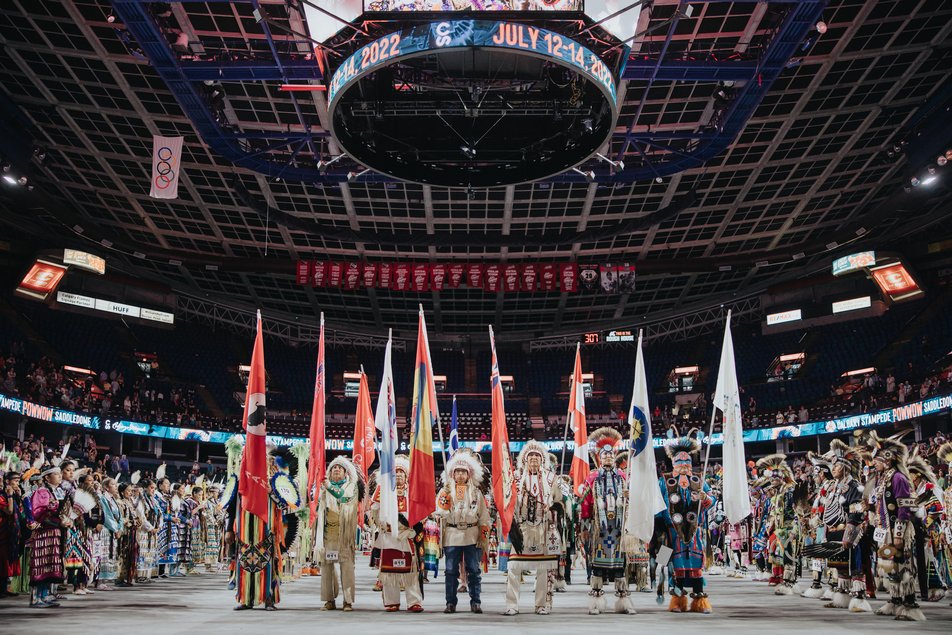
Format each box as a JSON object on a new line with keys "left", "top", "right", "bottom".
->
{"left": 343, "top": 262, "right": 361, "bottom": 290}
{"left": 378, "top": 263, "right": 393, "bottom": 288}
{"left": 503, "top": 264, "right": 519, "bottom": 292}
{"left": 447, "top": 264, "right": 465, "bottom": 288}
{"left": 311, "top": 262, "right": 327, "bottom": 287}
{"left": 326, "top": 262, "right": 344, "bottom": 287}
{"left": 485, "top": 264, "right": 501, "bottom": 292}
{"left": 560, "top": 263, "right": 578, "bottom": 292}
{"left": 579, "top": 264, "right": 600, "bottom": 292}
{"left": 467, "top": 264, "right": 484, "bottom": 289}
{"left": 600, "top": 264, "right": 636, "bottom": 293}
{"left": 361, "top": 262, "right": 378, "bottom": 287}
{"left": 393, "top": 263, "right": 411, "bottom": 291}
{"left": 296, "top": 260, "right": 311, "bottom": 285}
{"left": 541, "top": 264, "right": 558, "bottom": 291}
{"left": 521, "top": 264, "right": 538, "bottom": 292}
{"left": 430, "top": 264, "right": 447, "bottom": 291}
{"left": 149, "top": 135, "right": 183, "bottom": 199}
{"left": 411, "top": 264, "right": 429, "bottom": 292}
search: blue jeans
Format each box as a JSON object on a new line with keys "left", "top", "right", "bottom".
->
{"left": 444, "top": 545, "right": 482, "bottom": 606}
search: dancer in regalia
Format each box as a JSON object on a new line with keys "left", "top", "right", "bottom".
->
{"left": 504, "top": 440, "right": 563, "bottom": 615}
{"left": 314, "top": 456, "right": 364, "bottom": 611}
{"left": 435, "top": 449, "right": 489, "bottom": 614}
{"left": 29, "top": 466, "right": 66, "bottom": 607}
{"left": 863, "top": 431, "right": 924, "bottom": 620}
{"left": 658, "top": 431, "right": 715, "bottom": 614}
{"left": 905, "top": 449, "right": 945, "bottom": 602}
{"left": 756, "top": 454, "right": 809, "bottom": 596}
{"left": 579, "top": 427, "right": 635, "bottom": 615}
{"left": 370, "top": 455, "right": 424, "bottom": 612}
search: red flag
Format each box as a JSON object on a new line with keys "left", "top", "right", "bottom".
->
{"left": 447, "top": 264, "right": 465, "bottom": 288}
{"left": 541, "top": 264, "right": 558, "bottom": 291}
{"left": 467, "top": 264, "right": 484, "bottom": 289}
{"left": 568, "top": 343, "right": 589, "bottom": 494}
{"left": 521, "top": 264, "right": 538, "bottom": 292}
{"left": 407, "top": 307, "right": 437, "bottom": 527}
{"left": 393, "top": 263, "right": 411, "bottom": 291}
{"left": 307, "top": 313, "right": 327, "bottom": 524}
{"left": 326, "top": 262, "right": 344, "bottom": 287}
{"left": 489, "top": 325, "right": 515, "bottom": 536}
{"left": 342, "top": 262, "right": 361, "bottom": 290}
{"left": 485, "top": 264, "right": 501, "bottom": 292}
{"left": 430, "top": 264, "right": 446, "bottom": 291}
{"left": 352, "top": 370, "right": 375, "bottom": 481}
{"left": 238, "top": 310, "right": 269, "bottom": 522}
{"left": 378, "top": 263, "right": 392, "bottom": 288}
{"left": 411, "top": 264, "right": 429, "bottom": 292}
{"left": 503, "top": 264, "right": 519, "bottom": 292}
{"left": 560, "top": 263, "right": 578, "bottom": 292}
{"left": 312, "top": 262, "right": 327, "bottom": 287}
{"left": 361, "top": 262, "right": 378, "bottom": 287}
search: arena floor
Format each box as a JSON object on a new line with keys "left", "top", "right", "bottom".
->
{"left": 2, "top": 557, "right": 951, "bottom": 634}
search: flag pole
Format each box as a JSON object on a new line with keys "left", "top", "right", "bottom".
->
{"left": 558, "top": 343, "right": 579, "bottom": 475}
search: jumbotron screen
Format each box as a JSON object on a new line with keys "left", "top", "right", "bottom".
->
{"left": 364, "top": 0, "right": 583, "bottom": 11}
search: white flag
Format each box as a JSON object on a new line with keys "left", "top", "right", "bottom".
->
{"left": 373, "top": 330, "right": 399, "bottom": 537}
{"left": 150, "top": 135, "right": 183, "bottom": 199}
{"left": 713, "top": 310, "right": 752, "bottom": 524}
{"left": 624, "top": 330, "right": 666, "bottom": 542}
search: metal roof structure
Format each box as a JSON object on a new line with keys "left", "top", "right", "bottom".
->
{"left": 0, "top": 0, "right": 950, "bottom": 344}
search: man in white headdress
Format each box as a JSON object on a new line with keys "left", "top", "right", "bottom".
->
{"left": 314, "top": 456, "right": 364, "bottom": 611}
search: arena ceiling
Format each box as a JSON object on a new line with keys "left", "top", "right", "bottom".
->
{"left": 0, "top": 0, "right": 950, "bottom": 343}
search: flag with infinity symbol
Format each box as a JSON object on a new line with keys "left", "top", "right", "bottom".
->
{"left": 150, "top": 135, "right": 183, "bottom": 199}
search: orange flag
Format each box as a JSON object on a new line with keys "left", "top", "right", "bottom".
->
{"left": 352, "top": 368, "right": 375, "bottom": 481}
{"left": 237, "top": 311, "right": 269, "bottom": 522}
{"left": 489, "top": 326, "right": 515, "bottom": 536}
{"left": 568, "top": 343, "right": 589, "bottom": 494}
{"left": 306, "top": 313, "right": 326, "bottom": 524}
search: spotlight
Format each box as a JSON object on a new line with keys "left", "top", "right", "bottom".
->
{"left": 347, "top": 168, "right": 370, "bottom": 182}
{"left": 815, "top": 21, "right": 828, "bottom": 34}
{"left": 571, "top": 167, "right": 595, "bottom": 182}
{"left": 946, "top": 149, "right": 952, "bottom": 161}
{"left": 581, "top": 118, "right": 593, "bottom": 133}
{"left": 317, "top": 154, "right": 345, "bottom": 173}
{"left": 466, "top": 187, "right": 476, "bottom": 200}
{"left": 2, "top": 175, "right": 16, "bottom": 185}
{"left": 175, "top": 32, "right": 189, "bottom": 48}
{"left": 910, "top": 176, "right": 920, "bottom": 187}
{"left": 460, "top": 145, "right": 476, "bottom": 159}
{"left": 655, "top": 176, "right": 664, "bottom": 184}
{"left": 32, "top": 146, "right": 46, "bottom": 162}
{"left": 17, "top": 176, "right": 27, "bottom": 186}
{"left": 595, "top": 153, "right": 624, "bottom": 173}
{"left": 106, "top": 14, "right": 116, "bottom": 23}
{"left": 921, "top": 175, "right": 938, "bottom": 186}
{"left": 938, "top": 155, "right": 948, "bottom": 166}
{"left": 927, "top": 164, "right": 937, "bottom": 175}
{"left": 1, "top": 162, "right": 10, "bottom": 173}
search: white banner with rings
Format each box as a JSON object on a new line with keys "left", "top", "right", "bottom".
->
{"left": 150, "top": 135, "right": 183, "bottom": 199}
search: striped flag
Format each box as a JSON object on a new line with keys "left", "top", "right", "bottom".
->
{"left": 374, "top": 330, "right": 399, "bottom": 537}
{"left": 407, "top": 306, "right": 438, "bottom": 527}
{"left": 149, "top": 135, "right": 183, "bottom": 199}
{"left": 568, "top": 343, "right": 590, "bottom": 495}
{"left": 714, "top": 310, "right": 752, "bottom": 524}
{"left": 306, "top": 313, "right": 326, "bottom": 524}
{"left": 624, "top": 330, "right": 666, "bottom": 541}
{"left": 237, "top": 310, "right": 269, "bottom": 522}
{"left": 352, "top": 367, "right": 375, "bottom": 482}
{"left": 489, "top": 325, "right": 515, "bottom": 536}
{"left": 448, "top": 395, "right": 459, "bottom": 456}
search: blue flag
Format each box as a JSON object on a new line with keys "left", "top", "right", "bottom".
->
{"left": 449, "top": 395, "right": 459, "bottom": 456}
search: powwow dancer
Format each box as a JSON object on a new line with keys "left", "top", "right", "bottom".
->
{"left": 756, "top": 454, "right": 809, "bottom": 596}
{"left": 313, "top": 456, "right": 364, "bottom": 611}
{"left": 505, "top": 440, "right": 563, "bottom": 615}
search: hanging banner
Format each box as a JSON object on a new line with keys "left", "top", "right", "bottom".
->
{"left": 560, "top": 263, "right": 578, "bottom": 292}
{"left": 361, "top": 262, "right": 378, "bottom": 287}
{"left": 149, "top": 135, "right": 183, "bottom": 199}
{"left": 503, "top": 264, "right": 520, "bottom": 292}
{"left": 616, "top": 264, "right": 637, "bottom": 292}
{"left": 447, "top": 263, "right": 465, "bottom": 288}
{"left": 393, "top": 264, "right": 411, "bottom": 291}
{"left": 521, "top": 264, "right": 538, "bottom": 292}
{"left": 467, "top": 264, "right": 484, "bottom": 289}
{"left": 485, "top": 265, "right": 502, "bottom": 292}
{"left": 541, "top": 264, "right": 558, "bottom": 291}
{"left": 378, "top": 263, "right": 393, "bottom": 289}
{"left": 312, "top": 261, "right": 328, "bottom": 287}
{"left": 326, "top": 262, "right": 344, "bottom": 287}
{"left": 579, "top": 264, "right": 600, "bottom": 292}
{"left": 430, "top": 264, "right": 447, "bottom": 291}
{"left": 296, "top": 260, "right": 312, "bottom": 285}
{"left": 599, "top": 264, "right": 618, "bottom": 293}
{"left": 343, "top": 262, "right": 361, "bottom": 290}
{"left": 412, "top": 264, "right": 430, "bottom": 292}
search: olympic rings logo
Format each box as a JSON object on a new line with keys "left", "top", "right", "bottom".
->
{"left": 154, "top": 146, "right": 176, "bottom": 189}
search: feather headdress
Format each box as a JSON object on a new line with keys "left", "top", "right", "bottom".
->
{"left": 863, "top": 430, "right": 909, "bottom": 465}
{"left": 936, "top": 441, "right": 952, "bottom": 467}
{"left": 756, "top": 453, "right": 794, "bottom": 485}
{"left": 904, "top": 454, "right": 937, "bottom": 485}
{"left": 155, "top": 463, "right": 167, "bottom": 481}
{"left": 664, "top": 428, "right": 701, "bottom": 460}
{"left": 588, "top": 426, "right": 623, "bottom": 462}
{"left": 517, "top": 440, "right": 550, "bottom": 471}
{"left": 393, "top": 454, "right": 410, "bottom": 476}
{"left": 327, "top": 455, "right": 360, "bottom": 485}
{"left": 443, "top": 451, "right": 485, "bottom": 486}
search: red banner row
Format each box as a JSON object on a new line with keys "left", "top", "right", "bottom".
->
{"left": 295, "top": 261, "right": 588, "bottom": 293}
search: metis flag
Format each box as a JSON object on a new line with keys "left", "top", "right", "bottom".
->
{"left": 407, "top": 306, "right": 438, "bottom": 527}
{"left": 374, "top": 330, "right": 399, "bottom": 537}
{"left": 714, "top": 310, "right": 752, "bottom": 524}
{"left": 306, "top": 313, "right": 327, "bottom": 524}
{"left": 352, "top": 367, "right": 375, "bottom": 482}
{"left": 448, "top": 395, "right": 459, "bottom": 456}
{"left": 489, "top": 325, "right": 515, "bottom": 536}
{"left": 568, "top": 343, "right": 590, "bottom": 494}
{"left": 238, "top": 310, "right": 269, "bottom": 522}
{"left": 624, "top": 330, "right": 666, "bottom": 542}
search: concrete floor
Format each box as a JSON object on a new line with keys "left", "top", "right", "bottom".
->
{"left": 2, "top": 557, "right": 950, "bottom": 635}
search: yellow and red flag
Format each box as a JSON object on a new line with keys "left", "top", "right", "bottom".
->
{"left": 568, "top": 343, "right": 589, "bottom": 494}
{"left": 306, "top": 313, "right": 326, "bottom": 524}
{"left": 352, "top": 368, "right": 376, "bottom": 482}
{"left": 238, "top": 310, "right": 269, "bottom": 522}
{"left": 407, "top": 306, "right": 437, "bottom": 527}
{"left": 489, "top": 325, "right": 515, "bottom": 536}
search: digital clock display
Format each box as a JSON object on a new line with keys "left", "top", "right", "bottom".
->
{"left": 328, "top": 20, "right": 616, "bottom": 105}
{"left": 583, "top": 332, "right": 600, "bottom": 345}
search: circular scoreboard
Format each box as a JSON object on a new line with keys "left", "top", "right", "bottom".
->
{"left": 327, "top": 19, "right": 619, "bottom": 187}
